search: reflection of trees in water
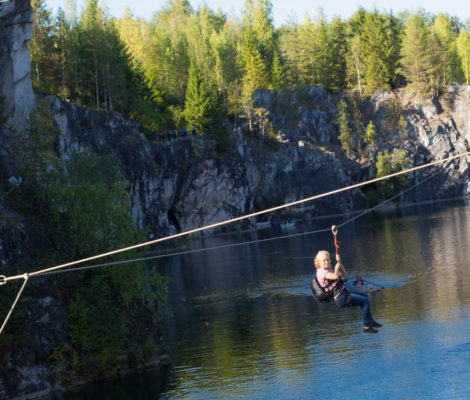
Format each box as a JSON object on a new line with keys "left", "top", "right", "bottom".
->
{"left": 347, "top": 205, "right": 470, "bottom": 324}
{"left": 421, "top": 206, "right": 470, "bottom": 319}
{"left": 171, "top": 296, "right": 317, "bottom": 391}
{"left": 159, "top": 203, "right": 470, "bottom": 395}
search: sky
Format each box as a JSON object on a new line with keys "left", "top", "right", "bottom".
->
{"left": 44, "top": 0, "right": 470, "bottom": 26}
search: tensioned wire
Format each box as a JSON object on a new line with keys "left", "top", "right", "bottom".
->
{"left": 2, "top": 150, "right": 468, "bottom": 284}
{"left": 33, "top": 164, "right": 444, "bottom": 277}
{"left": 0, "top": 151, "right": 468, "bottom": 335}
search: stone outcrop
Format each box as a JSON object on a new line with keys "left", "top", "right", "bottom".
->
{"left": 48, "top": 94, "right": 354, "bottom": 236}
{"left": 0, "top": 0, "right": 34, "bottom": 146}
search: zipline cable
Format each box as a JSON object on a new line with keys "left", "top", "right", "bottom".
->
{"left": 1, "top": 150, "right": 468, "bottom": 285}
{"left": 0, "top": 151, "right": 468, "bottom": 335}
{"left": 15, "top": 166, "right": 443, "bottom": 277}
{"left": 336, "top": 166, "right": 443, "bottom": 229}
{"left": 35, "top": 226, "right": 332, "bottom": 277}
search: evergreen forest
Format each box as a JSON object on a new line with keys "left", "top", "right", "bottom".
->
{"left": 30, "top": 0, "right": 470, "bottom": 140}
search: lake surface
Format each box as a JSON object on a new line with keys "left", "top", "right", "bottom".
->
{"left": 53, "top": 199, "right": 470, "bottom": 400}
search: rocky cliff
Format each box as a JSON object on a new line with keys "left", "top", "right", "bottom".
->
{"left": 0, "top": 0, "right": 34, "bottom": 150}
{"left": 48, "top": 91, "right": 356, "bottom": 237}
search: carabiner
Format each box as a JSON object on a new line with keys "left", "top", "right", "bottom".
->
{"left": 331, "top": 225, "right": 338, "bottom": 236}
{"left": 0, "top": 275, "right": 6, "bottom": 286}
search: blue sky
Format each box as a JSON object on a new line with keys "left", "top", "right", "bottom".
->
{"left": 45, "top": 0, "right": 470, "bottom": 26}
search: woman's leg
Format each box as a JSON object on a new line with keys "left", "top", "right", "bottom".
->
{"left": 348, "top": 293, "right": 373, "bottom": 327}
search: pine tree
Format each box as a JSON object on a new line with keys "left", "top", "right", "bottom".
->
{"left": 270, "top": 51, "right": 286, "bottom": 89}
{"left": 347, "top": 9, "right": 402, "bottom": 94}
{"left": 242, "top": 0, "right": 276, "bottom": 70}
{"left": 336, "top": 100, "right": 352, "bottom": 152}
{"left": 326, "top": 17, "right": 347, "bottom": 92}
{"left": 400, "top": 13, "right": 432, "bottom": 91}
{"left": 278, "top": 18, "right": 303, "bottom": 87}
{"left": 184, "top": 61, "right": 210, "bottom": 132}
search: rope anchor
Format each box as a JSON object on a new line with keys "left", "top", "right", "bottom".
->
{"left": 0, "top": 275, "right": 6, "bottom": 286}
{"left": 331, "top": 225, "right": 340, "bottom": 255}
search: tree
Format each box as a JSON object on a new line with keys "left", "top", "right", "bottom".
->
{"left": 296, "top": 12, "right": 330, "bottom": 85}
{"left": 240, "top": 31, "right": 269, "bottom": 132}
{"left": 457, "top": 27, "right": 470, "bottom": 85}
{"left": 54, "top": 8, "right": 72, "bottom": 100}
{"left": 351, "top": 98, "right": 363, "bottom": 148}
{"left": 43, "top": 153, "right": 166, "bottom": 380}
{"left": 270, "top": 51, "right": 286, "bottom": 89}
{"left": 29, "top": 0, "right": 56, "bottom": 92}
{"left": 278, "top": 18, "right": 303, "bottom": 87}
{"left": 375, "top": 149, "right": 409, "bottom": 198}
{"left": 400, "top": 13, "right": 433, "bottom": 92}
{"left": 347, "top": 9, "right": 402, "bottom": 94}
{"left": 326, "top": 17, "right": 347, "bottom": 92}
{"left": 242, "top": 0, "right": 276, "bottom": 69}
{"left": 336, "top": 100, "right": 352, "bottom": 152}
{"left": 431, "top": 14, "right": 462, "bottom": 91}
{"left": 348, "top": 35, "right": 364, "bottom": 96}
{"left": 364, "top": 120, "right": 376, "bottom": 146}
{"left": 398, "top": 114, "right": 408, "bottom": 137}
{"left": 184, "top": 61, "right": 210, "bottom": 132}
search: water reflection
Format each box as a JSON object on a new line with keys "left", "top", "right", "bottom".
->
{"left": 52, "top": 200, "right": 470, "bottom": 400}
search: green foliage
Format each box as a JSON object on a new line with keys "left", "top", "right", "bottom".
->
{"left": 364, "top": 120, "right": 376, "bottom": 145}
{"left": 30, "top": 0, "right": 56, "bottom": 93}
{"left": 30, "top": 1, "right": 470, "bottom": 145}
{"left": 351, "top": 98, "right": 363, "bottom": 147}
{"left": 457, "top": 27, "right": 470, "bottom": 85}
{"left": 184, "top": 61, "right": 210, "bottom": 132}
{"left": 400, "top": 13, "right": 433, "bottom": 92}
{"left": 42, "top": 153, "right": 168, "bottom": 381}
{"left": 430, "top": 14, "right": 462, "bottom": 93}
{"left": 398, "top": 114, "right": 408, "bottom": 136}
{"left": 270, "top": 52, "right": 286, "bottom": 90}
{"left": 380, "top": 97, "right": 403, "bottom": 133}
{"left": 347, "top": 9, "right": 403, "bottom": 94}
{"left": 374, "top": 149, "right": 410, "bottom": 199}
{"left": 335, "top": 100, "right": 352, "bottom": 152}
{"left": 266, "top": 122, "right": 281, "bottom": 150}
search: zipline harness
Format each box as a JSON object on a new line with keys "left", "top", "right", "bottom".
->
{"left": 0, "top": 151, "right": 469, "bottom": 334}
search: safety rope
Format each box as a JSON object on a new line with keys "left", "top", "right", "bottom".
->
{"left": 0, "top": 151, "right": 468, "bottom": 335}
{"left": 0, "top": 274, "right": 28, "bottom": 335}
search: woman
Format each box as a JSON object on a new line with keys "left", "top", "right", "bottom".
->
{"left": 314, "top": 250, "right": 382, "bottom": 333}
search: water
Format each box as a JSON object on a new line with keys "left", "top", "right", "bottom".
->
{"left": 52, "top": 199, "right": 470, "bottom": 400}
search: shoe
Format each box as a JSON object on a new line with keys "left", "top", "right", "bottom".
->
{"left": 363, "top": 326, "right": 378, "bottom": 333}
{"left": 370, "top": 320, "right": 382, "bottom": 328}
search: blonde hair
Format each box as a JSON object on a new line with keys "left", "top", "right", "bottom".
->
{"left": 314, "top": 250, "right": 330, "bottom": 269}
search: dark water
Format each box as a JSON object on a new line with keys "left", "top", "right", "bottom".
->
{"left": 53, "top": 199, "right": 470, "bottom": 400}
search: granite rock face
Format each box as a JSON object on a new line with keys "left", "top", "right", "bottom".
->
{"left": 48, "top": 95, "right": 353, "bottom": 236}
{"left": 0, "top": 0, "right": 34, "bottom": 148}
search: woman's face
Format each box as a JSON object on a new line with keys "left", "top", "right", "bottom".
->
{"left": 317, "top": 252, "right": 331, "bottom": 269}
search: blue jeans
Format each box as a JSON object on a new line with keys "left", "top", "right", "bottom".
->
{"left": 335, "top": 290, "right": 373, "bottom": 327}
